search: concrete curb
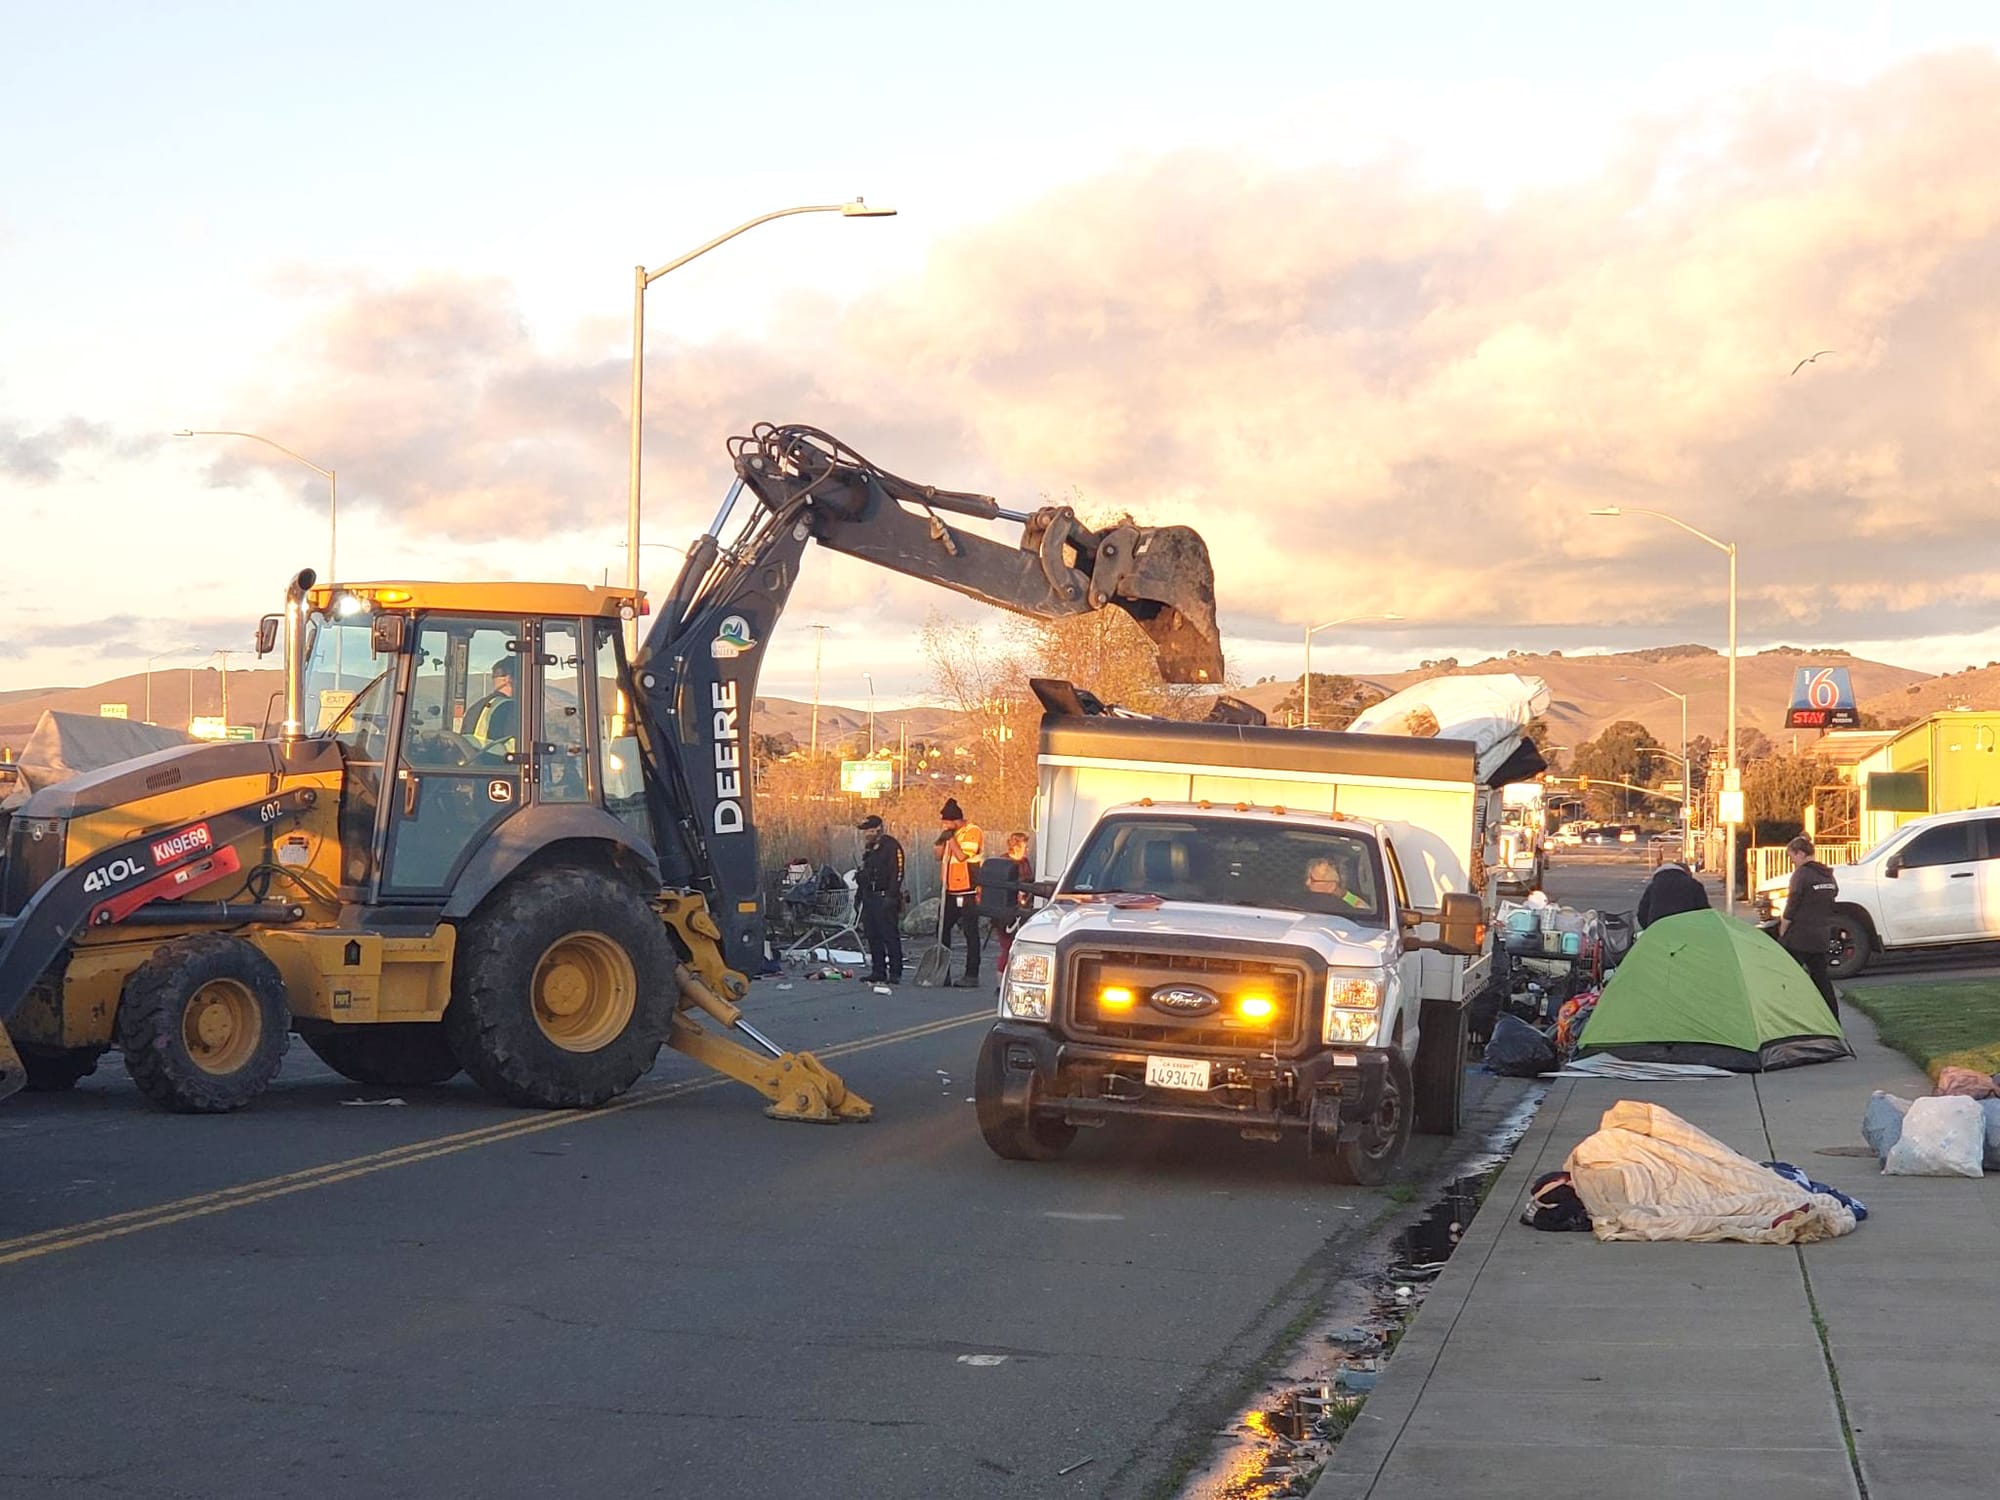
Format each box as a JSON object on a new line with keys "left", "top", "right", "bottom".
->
{"left": 1306, "top": 1077, "right": 1578, "bottom": 1499}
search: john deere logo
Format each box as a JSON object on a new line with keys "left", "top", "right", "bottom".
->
{"left": 1149, "top": 985, "right": 1220, "bottom": 1017}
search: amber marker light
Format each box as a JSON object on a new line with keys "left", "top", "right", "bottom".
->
{"left": 1236, "top": 995, "right": 1275, "bottom": 1022}
{"left": 1099, "top": 986, "right": 1136, "bottom": 1011}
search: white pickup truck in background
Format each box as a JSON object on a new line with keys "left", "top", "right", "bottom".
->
{"left": 973, "top": 675, "right": 1546, "bottom": 1184}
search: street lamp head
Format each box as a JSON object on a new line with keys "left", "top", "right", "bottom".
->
{"left": 842, "top": 199, "right": 897, "bottom": 218}
{"left": 1588, "top": 506, "right": 1622, "bottom": 517}
{"left": 172, "top": 429, "right": 194, "bottom": 438}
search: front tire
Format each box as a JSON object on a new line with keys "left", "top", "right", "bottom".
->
{"left": 116, "top": 936, "right": 289, "bottom": 1113}
{"left": 974, "top": 1032, "right": 1075, "bottom": 1161}
{"left": 1826, "top": 910, "right": 1873, "bottom": 979}
{"left": 298, "top": 1022, "right": 462, "bottom": 1087}
{"left": 445, "top": 866, "right": 671, "bottom": 1108}
{"left": 1320, "top": 1051, "right": 1412, "bottom": 1186}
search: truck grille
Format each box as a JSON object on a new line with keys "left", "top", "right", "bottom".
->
{"left": 1064, "top": 945, "right": 1318, "bottom": 1053}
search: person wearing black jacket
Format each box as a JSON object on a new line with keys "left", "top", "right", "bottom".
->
{"left": 1779, "top": 835, "right": 1842, "bottom": 1018}
{"left": 1635, "top": 860, "right": 1711, "bottom": 930}
{"left": 855, "top": 815, "right": 906, "bottom": 985}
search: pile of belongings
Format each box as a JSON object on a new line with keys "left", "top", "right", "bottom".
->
{"left": 1862, "top": 1068, "right": 2000, "bottom": 1177}
{"left": 1553, "top": 989, "right": 1601, "bottom": 1055}
{"left": 1573, "top": 909, "right": 1852, "bottom": 1072}
{"left": 1561, "top": 1101, "right": 1863, "bottom": 1243}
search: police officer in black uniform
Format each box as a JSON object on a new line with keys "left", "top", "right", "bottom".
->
{"left": 855, "top": 815, "right": 906, "bottom": 985}
{"left": 1779, "top": 835, "right": 1842, "bottom": 1018}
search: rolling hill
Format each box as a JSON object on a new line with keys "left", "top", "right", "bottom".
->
{"left": 7, "top": 647, "right": 1994, "bottom": 763}
{"left": 1235, "top": 645, "right": 1942, "bottom": 752}
{"left": 0, "top": 665, "right": 961, "bottom": 760}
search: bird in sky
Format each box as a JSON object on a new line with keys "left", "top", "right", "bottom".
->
{"left": 1789, "top": 349, "right": 1835, "bottom": 376}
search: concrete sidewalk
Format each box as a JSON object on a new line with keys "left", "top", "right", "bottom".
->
{"left": 1312, "top": 1009, "right": 1998, "bottom": 1499}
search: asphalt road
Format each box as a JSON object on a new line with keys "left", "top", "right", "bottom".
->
{"left": 5, "top": 965, "right": 1519, "bottom": 1500}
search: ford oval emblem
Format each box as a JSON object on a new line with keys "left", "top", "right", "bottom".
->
{"left": 1149, "top": 984, "right": 1220, "bottom": 1017}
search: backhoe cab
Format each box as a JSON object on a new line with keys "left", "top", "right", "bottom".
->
{"left": 0, "top": 423, "right": 1224, "bottom": 1114}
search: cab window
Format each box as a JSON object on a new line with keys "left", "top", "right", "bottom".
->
{"left": 593, "top": 621, "right": 651, "bottom": 836}
{"left": 1900, "top": 822, "right": 1972, "bottom": 869}
{"left": 538, "top": 621, "right": 588, "bottom": 803}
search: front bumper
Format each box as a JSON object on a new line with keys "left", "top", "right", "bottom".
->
{"left": 984, "top": 1022, "right": 1388, "bottom": 1133}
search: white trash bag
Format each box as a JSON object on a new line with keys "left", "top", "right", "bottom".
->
{"left": 1881, "top": 1094, "right": 1985, "bottom": 1178}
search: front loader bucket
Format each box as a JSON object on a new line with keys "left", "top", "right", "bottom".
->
{"left": 0, "top": 1024, "right": 24, "bottom": 1104}
{"left": 1097, "top": 523, "right": 1225, "bottom": 684}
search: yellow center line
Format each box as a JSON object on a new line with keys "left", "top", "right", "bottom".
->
{"left": 0, "top": 1008, "right": 989, "bottom": 1269}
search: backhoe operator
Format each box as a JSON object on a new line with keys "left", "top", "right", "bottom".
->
{"left": 464, "top": 657, "right": 520, "bottom": 755}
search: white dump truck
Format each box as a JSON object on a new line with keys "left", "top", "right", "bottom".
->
{"left": 973, "top": 675, "right": 1547, "bottom": 1183}
{"left": 1496, "top": 781, "right": 1549, "bottom": 895}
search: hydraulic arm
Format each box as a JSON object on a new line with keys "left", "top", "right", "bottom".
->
{"left": 628, "top": 422, "right": 1227, "bottom": 975}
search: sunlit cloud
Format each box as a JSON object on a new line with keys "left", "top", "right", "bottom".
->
{"left": 52, "top": 48, "right": 2000, "bottom": 696}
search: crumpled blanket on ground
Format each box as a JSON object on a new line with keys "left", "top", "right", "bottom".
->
{"left": 1932, "top": 1066, "right": 1999, "bottom": 1099}
{"left": 1564, "top": 1100, "right": 1860, "bottom": 1244}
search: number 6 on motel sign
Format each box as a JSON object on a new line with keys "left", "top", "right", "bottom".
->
{"left": 1785, "top": 667, "right": 1859, "bottom": 731}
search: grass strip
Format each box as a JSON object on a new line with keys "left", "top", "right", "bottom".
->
{"left": 1844, "top": 981, "right": 2000, "bottom": 1078}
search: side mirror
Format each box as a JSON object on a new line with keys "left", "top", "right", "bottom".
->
{"left": 255, "top": 615, "right": 281, "bottom": 657}
{"left": 1407, "top": 891, "right": 1485, "bottom": 956}
{"left": 371, "top": 614, "right": 409, "bottom": 656}
{"left": 1883, "top": 855, "right": 1903, "bottom": 879}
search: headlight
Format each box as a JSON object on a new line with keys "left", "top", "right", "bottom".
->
{"left": 1323, "top": 967, "right": 1390, "bottom": 1046}
{"left": 1325, "top": 1010, "right": 1381, "bottom": 1044}
{"left": 1001, "top": 943, "right": 1057, "bottom": 1022}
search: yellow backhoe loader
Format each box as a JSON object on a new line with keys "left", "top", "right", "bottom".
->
{"left": 0, "top": 424, "right": 1222, "bottom": 1113}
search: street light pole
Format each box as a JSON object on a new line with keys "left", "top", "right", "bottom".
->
{"left": 1591, "top": 505, "right": 1740, "bottom": 911}
{"left": 1619, "top": 676, "right": 1691, "bottom": 862}
{"left": 626, "top": 199, "right": 896, "bottom": 646}
{"left": 809, "top": 623, "right": 830, "bottom": 757}
{"left": 176, "top": 431, "right": 336, "bottom": 580}
{"left": 865, "top": 672, "right": 876, "bottom": 756}
{"left": 1302, "top": 613, "right": 1404, "bottom": 729}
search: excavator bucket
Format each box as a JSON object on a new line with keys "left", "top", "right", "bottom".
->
{"left": 1092, "top": 521, "right": 1225, "bottom": 685}
{"left": 0, "top": 1023, "right": 23, "bottom": 1104}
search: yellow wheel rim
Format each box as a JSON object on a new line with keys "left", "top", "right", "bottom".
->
{"left": 182, "top": 979, "right": 261, "bottom": 1076}
{"left": 531, "top": 932, "right": 636, "bottom": 1053}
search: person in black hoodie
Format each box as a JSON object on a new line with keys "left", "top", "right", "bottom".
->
{"left": 1778, "top": 835, "right": 1842, "bottom": 1018}
{"left": 1635, "top": 860, "right": 1711, "bottom": 930}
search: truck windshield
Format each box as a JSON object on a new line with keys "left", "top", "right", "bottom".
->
{"left": 1060, "top": 815, "right": 1385, "bottom": 924}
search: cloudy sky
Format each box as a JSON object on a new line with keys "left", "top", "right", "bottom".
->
{"left": 5, "top": 1, "right": 1999, "bottom": 709}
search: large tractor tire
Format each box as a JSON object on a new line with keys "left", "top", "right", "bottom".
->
{"left": 973, "top": 1031, "right": 1075, "bottom": 1162}
{"left": 445, "top": 866, "right": 671, "bottom": 1109}
{"left": 1315, "top": 1050, "right": 1412, "bottom": 1187}
{"left": 297, "top": 1022, "right": 462, "bottom": 1088}
{"left": 19, "top": 1045, "right": 107, "bottom": 1092}
{"left": 116, "top": 935, "right": 290, "bottom": 1113}
{"left": 1413, "top": 999, "right": 1468, "bottom": 1137}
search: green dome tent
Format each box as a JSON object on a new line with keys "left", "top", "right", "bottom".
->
{"left": 1575, "top": 909, "right": 1853, "bottom": 1072}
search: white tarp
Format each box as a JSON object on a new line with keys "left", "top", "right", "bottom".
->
{"left": 1347, "top": 673, "right": 1551, "bottom": 781}
{"left": 1565, "top": 1100, "right": 1858, "bottom": 1244}
{"left": 2, "top": 710, "right": 194, "bottom": 808}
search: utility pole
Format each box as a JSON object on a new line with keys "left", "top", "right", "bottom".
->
{"left": 809, "top": 624, "right": 829, "bottom": 757}
{"left": 898, "top": 719, "right": 907, "bottom": 791}
{"left": 865, "top": 672, "right": 876, "bottom": 755}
